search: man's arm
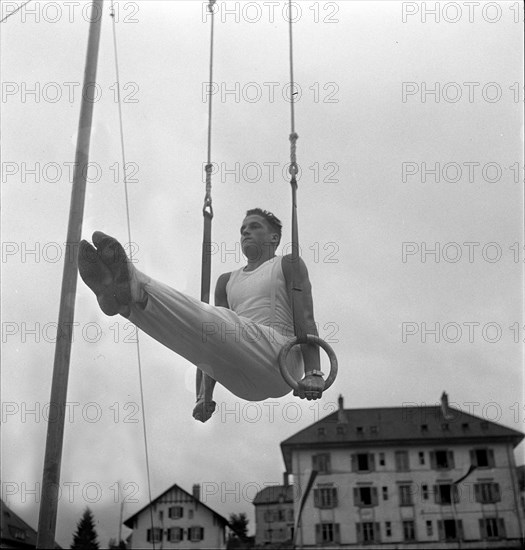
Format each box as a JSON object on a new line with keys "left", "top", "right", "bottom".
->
{"left": 215, "top": 272, "right": 231, "bottom": 308}
{"left": 281, "top": 255, "right": 323, "bottom": 399}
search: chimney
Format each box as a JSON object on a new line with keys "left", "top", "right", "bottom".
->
{"left": 337, "top": 394, "right": 348, "bottom": 424}
{"left": 440, "top": 391, "right": 453, "bottom": 420}
{"left": 192, "top": 484, "right": 201, "bottom": 501}
{"left": 283, "top": 472, "right": 289, "bottom": 487}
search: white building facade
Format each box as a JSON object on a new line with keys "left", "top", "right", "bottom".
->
{"left": 124, "top": 483, "right": 229, "bottom": 549}
{"left": 280, "top": 395, "right": 524, "bottom": 549}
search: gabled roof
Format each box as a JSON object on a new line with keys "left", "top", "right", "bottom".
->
{"left": 252, "top": 485, "right": 294, "bottom": 506}
{"left": 123, "top": 483, "right": 230, "bottom": 529}
{"left": 1, "top": 499, "right": 38, "bottom": 548}
{"left": 280, "top": 405, "right": 524, "bottom": 472}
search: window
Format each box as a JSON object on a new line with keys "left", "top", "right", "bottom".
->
{"left": 356, "top": 522, "right": 380, "bottom": 544}
{"left": 370, "top": 425, "right": 378, "bottom": 435}
{"left": 418, "top": 451, "right": 425, "bottom": 465}
{"left": 318, "top": 427, "right": 326, "bottom": 437}
{"left": 188, "top": 509, "right": 194, "bottom": 519}
{"left": 147, "top": 528, "right": 162, "bottom": 543}
{"left": 479, "top": 518, "right": 506, "bottom": 539}
{"left": 441, "top": 423, "right": 450, "bottom": 431}
{"left": 312, "top": 453, "right": 331, "bottom": 474}
{"left": 385, "top": 522, "right": 391, "bottom": 537}
{"left": 315, "top": 523, "right": 340, "bottom": 544}
{"left": 264, "top": 510, "right": 275, "bottom": 523}
{"left": 188, "top": 527, "right": 204, "bottom": 542}
{"left": 399, "top": 484, "right": 413, "bottom": 506}
{"left": 169, "top": 506, "right": 184, "bottom": 519}
{"left": 382, "top": 486, "right": 388, "bottom": 501}
{"left": 438, "top": 519, "right": 462, "bottom": 541}
{"left": 395, "top": 450, "right": 409, "bottom": 471}
{"left": 434, "top": 484, "right": 459, "bottom": 505}
{"left": 352, "top": 453, "right": 375, "bottom": 472}
{"left": 379, "top": 452, "right": 385, "bottom": 466}
{"left": 480, "top": 421, "right": 489, "bottom": 431}
{"left": 336, "top": 425, "right": 345, "bottom": 435}
{"left": 430, "top": 450, "right": 454, "bottom": 470}
{"left": 421, "top": 424, "right": 428, "bottom": 433}
{"left": 426, "top": 521, "right": 433, "bottom": 536}
{"left": 461, "top": 422, "right": 469, "bottom": 431}
{"left": 353, "top": 486, "right": 378, "bottom": 507}
{"left": 403, "top": 521, "right": 416, "bottom": 541}
{"left": 158, "top": 511, "right": 163, "bottom": 522}
{"left": 474, "top": 482, "right": 500, "bottom": 503}
{"left": 314, "top": 486, "right": 338, "bottom": 509}
{"left": 168, "top": 528, "right": 183, "bottom": 543}
{"left": 9, "top": 527, "right": 26, "bottom": 541}
{"left": 470, "top": 448, "right": 495, "bottom": 468}
{"left": 422, "top": 484, "right": 429, "bottom": 500}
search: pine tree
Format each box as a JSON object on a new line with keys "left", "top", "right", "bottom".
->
{"left": 70, "top": 507, "right": 100, "bottom": 549}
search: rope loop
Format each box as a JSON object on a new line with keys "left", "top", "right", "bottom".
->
{"left": 289, "top": 132, "right": 299, "bottom": 177}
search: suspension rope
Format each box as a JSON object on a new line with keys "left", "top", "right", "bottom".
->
{"left": 287, "top": 0, "right": 305, "bottom": 342}
{"left": 110, "top": 3, "right": 155, "bottom": 546}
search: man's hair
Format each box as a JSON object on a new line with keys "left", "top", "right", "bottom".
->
{"left": 246, "top": 208, "right": 282, "bottom": 245}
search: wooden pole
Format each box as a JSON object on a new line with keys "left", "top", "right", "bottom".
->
{"left": 37, "top": 2, "right": 104, "bottom": 547}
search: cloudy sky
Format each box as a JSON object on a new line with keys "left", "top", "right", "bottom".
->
{"left": 1, "top": 0, "right": 524, "bottom": 546}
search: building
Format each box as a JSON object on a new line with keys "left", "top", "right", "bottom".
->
{"left": 123, "top": 483, "right": 230, "bottom": 549}
{"left": 252, "top": 476, "right": 294, "bottom": 547}
{"left": 280, "top": 393, "right": 524, "bottom": 549}
{"left": 1, "top": 499, "right": 38, "bottom": 549}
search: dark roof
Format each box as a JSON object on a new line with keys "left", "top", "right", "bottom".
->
{"left": 1, "top": 499, "right": 37, "bottom": 548}
{"left": 1, "top": 499, "right": 62, "bottom": 549}
{"left": 123, "top": 483, "right": 230, "bottom": 529}
{"left": 252, "top": 485, "right": 294, "bottom": 506}
{"left": 280, "top": 405, "right": 524, "bottom": 472}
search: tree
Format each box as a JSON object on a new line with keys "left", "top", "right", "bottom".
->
{"left": 71, "top": 507, "right": 100, "bottom": 549}
{"left": 228, "top": 512, "right": 249, "bottom": 541}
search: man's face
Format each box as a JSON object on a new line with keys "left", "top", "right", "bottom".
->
{"left": 240, "top": 214, "right": 279, "bottom": 258}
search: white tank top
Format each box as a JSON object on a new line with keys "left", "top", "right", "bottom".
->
{"left": 226, "top": 256, "right": 294, "bottom": 335}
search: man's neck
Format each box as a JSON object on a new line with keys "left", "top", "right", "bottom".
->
{"left": 244, "top": 252, "right": 277, "bottom": 272}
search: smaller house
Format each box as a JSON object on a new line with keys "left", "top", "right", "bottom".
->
{"left": 252, "top": 476, "right": 294, "bottom": 547}
{"left": 124, "top": 483, "right": 230, "bottom": 549}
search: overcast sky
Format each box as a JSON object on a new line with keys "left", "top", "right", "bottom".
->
{"left": 1, "top": 0, "right": 524, "bottom": 546}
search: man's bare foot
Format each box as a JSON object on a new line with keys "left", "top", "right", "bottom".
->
{"left": 192, "top": 398, "right": 217, "bottom": 423}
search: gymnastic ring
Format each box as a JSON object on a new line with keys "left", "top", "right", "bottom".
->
{"left": 278, "top": 334, "right": 338, "bottom": 392}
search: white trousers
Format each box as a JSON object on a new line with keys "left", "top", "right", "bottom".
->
{"left": 128, "top": 279, "right": 303, "bottom": 401}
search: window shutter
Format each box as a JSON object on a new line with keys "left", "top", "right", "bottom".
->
{"left": 356, "top": 523, "right": 362, "bottom": 544}
{"left": 437, "top": 520, "right": 444, "bottom": 541}
{"left": 498, "top": 518, "right": 506, "bottom": 538}
{"left": 493, "top": 483, "right": 501, "bottom": 502}
{"left": 474, "top": 483, "right": 481, "bottom": 502}
{"left": 479, "top": 519, "right": 486, "bottom": 539}
{"left": 447, "top": 450, "right": 455, "bottom": 469}
{"left": 200, "top": 527, "right": 205, "bottom": 540}
{"left": 372, "top": 487, "right": 378, "bottom": 506}
{"left": 334, "top": 523, "right": 340, "bottom": 544}
{"left": 374, "top": 522, "right": 381, "bottom": 542}
{"left": 452, "top": 485, "right": 460, "bottom": 503}
{"left": 430, "top": 451, "right": 437, "bottom": 469}
{"left": 469, "top": 450, "right": 476, "bottom": 466}
{"left": 457, "top": 520, "right": 463, "bottom": 540}
{"left": 369, "top": 453, "right": 376, "bottom": 471}
{"left": 312, "top": 455, "right": 319, "bottom": 470}
{"left": 351, "top": 454, "right": 357, "bottom": 472}
{"left": 434, "top": 485, "right": 440, "bottom": 504}
{"left": 315, "top": 524, "right": 321, "bottom": 544}
{"left": 353, "top": 487, "right": 359, "bottom": 506}
{"left": 313, "top": 488, "right": 320, "bottom": 507}
{"left": 333, "top": 488, "right": 339, "bottom": 507}
{"left": 488, "top": 449, "right": 495, "bottom": 467}
{"left": 147, "top": 529, "right": 151, "bottom": 543}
